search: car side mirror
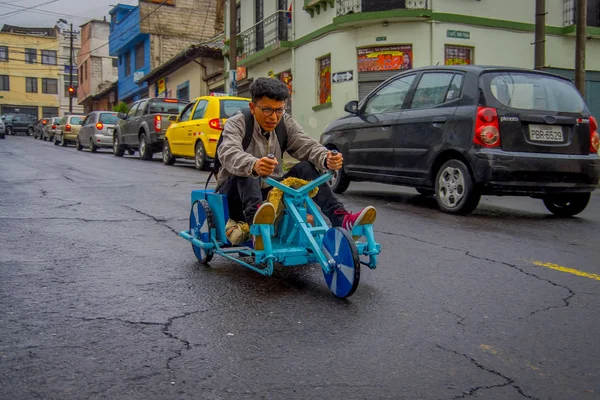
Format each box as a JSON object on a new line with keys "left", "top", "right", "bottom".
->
{"left": 344, "top": 100, "right": 359, "bottom": 115}
{"left": 118, "top": 112, "right": 126, "bottom": 119}
{"left": 169, "top": 115, "right": 178, "bottom": 122}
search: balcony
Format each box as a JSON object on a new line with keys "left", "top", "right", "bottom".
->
{"left": 336, "top": 0, "right": 428, "bottom": 16}
{"left": 237, "top": 10, "right": 292, "bottom": 67}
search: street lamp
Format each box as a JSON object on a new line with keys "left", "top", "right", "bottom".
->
{"left": 58, "top": 18, "right": 74, "bottom": 114}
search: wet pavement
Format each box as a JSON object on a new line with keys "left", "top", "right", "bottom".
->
{"left": 1, "top": 135, "right": 599, "bottom": 400}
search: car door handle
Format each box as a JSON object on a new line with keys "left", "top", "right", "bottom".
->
{"left": 432, "top": 117, "right": 447, "bottom": 124}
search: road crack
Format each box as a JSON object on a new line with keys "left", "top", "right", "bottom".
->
{"left": 377, "top": 230, "right": 576, "bottom": 318}
{"left": 124, "top": 206, "right": 179, "bottom": 235}
{"left": 436, "top": 345, "right": 538, "bottom": 399}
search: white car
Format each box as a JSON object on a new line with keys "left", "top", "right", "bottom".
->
{"left": 0, "top": 118, "right": 5, "bottom": 139}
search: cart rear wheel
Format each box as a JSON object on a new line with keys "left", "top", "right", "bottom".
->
{"left": 190, "top": 200, "right": 214, "bottom": 264}
{"left": 321, "top": 227, "right": 360, "bottom": 298}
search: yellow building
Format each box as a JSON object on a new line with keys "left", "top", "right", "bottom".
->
{"left": 0, "top": 25, "right": 61, "bottom": 119}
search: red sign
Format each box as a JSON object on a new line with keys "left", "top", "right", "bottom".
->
{"left": 357, "top": 45, "right": 413, "bottom": 72}
{"left": 236, "top": 67, "right": 247, "bottom": 81}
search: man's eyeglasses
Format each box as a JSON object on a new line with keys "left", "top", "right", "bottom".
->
{"left": 254, "top": 104, "right": 286, "bottom": 117}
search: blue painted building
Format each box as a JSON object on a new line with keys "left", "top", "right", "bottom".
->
{"left": 109, "top": 4, "right": 150, "bottom": 103}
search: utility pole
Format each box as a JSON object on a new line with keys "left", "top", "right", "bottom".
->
{"left": 228, "top": 0, "right": 237, "bottom": 96}
{"left": 575, "top": 0, "right": 587, "bottom": 96}
{"left": 69, "top": 22, "right": 74, "bottom": 113}
{"left": 534, "top": 0, "right": 546, "bottom": 70}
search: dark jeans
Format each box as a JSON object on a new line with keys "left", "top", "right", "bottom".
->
{"left": 217, "top": 161, "right": 346, "bottom": 226}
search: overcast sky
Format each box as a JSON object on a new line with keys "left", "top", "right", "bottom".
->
{"left": 0, "top": 0, "right": 136, "bottom": 28}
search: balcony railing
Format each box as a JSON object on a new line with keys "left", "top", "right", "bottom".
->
{"left": 238, "top": 10, "right": 291, "bottom": 59}
{"left": 563, "top": 0, "right": 600, "bottom": 27}
{"left": 337, "top": 0, "right": 428, "bottom": 16}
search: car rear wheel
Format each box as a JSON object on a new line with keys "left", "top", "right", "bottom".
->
{"left": 328, "top": 166, "right": 350, "bottom": 194}
{"left": 0, "top": 132, "right": 5, "bottom": 139}
{"left": 54, "top": 136, "right": 59, "bottom": 145}
{"left": 435, "top": 159, "right": 481, "bottom": 215}
{"left": 113, "top": 136, "right": 124, "bottom": 157}
{"left": 542, "top": 193, "right": 590, "bottom": 217}
{"left": 6, "top": 126, "right": 13, "bottom": 135}
{"left": 195, "top": 141, "right": 208, "bottom": 171}
{"left": 76, "top": 137, "right": 83, "bottom": 151}
{"left": 139, "top": 134, "right": 153, "bottom": 160}
{"left": 89, "top": 138, "right": 97, "bottom": 153}
{"left": 163, "top": 139, "right": 176, "bottom": 165}
{"left": 27, "top": 127, "right": 33, "bottom": 136}
{"left": 61, "top": 137, "right": 68, "bottom": 147}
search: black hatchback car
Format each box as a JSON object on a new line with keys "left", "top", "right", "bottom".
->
{"left": 321, "top": 66, "right": 600, "bottom": 216}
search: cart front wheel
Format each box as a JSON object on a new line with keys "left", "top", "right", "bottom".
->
{"left": 190, "top": 200, "right": 214, "bottom": 264}
{"left": 321, "top": 227, "right": 360, "bottom": 298}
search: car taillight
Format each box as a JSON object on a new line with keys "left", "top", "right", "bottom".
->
{"left": 96, "top": 123, "right": 103, "bottom": 130}
{"left": 65, "top": 124, "right": 71, "bottom": 132}
{"left": 474, "top": 107, "right": 501, "bottom": 148}
{"left": 51, "top": 125, "right": 56, "bottom": 129}
{"left": 154, "top": 115, "right": 162, "bottom": 132}
{"left": 209, "top": 118, "right": 224, "bottom": 130}
{"left": 590, "top": 116, "right": 599, "bottom": 154}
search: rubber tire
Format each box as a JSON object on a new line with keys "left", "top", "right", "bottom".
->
{"left": 162, "top": 139, "right": 176, "bottom": 165}
{"left": 76, "top": 137, "right": 83, "bottom": 151}
{"left": 89, "top": 138, "right": 97, "bottom": 153}
{"left": 416, "top": 188, "right": 435, "bottom": 197}
{"left": 128, "top": 149, "right": 135, "bottom": 155}
{"left": 0, "top": 132, "right": 5, "bottom": 139}
{"left": 139, "top": 134, "right": 153, "bottom": 160}
{"left": 543, "top": 193, "right": 590, "bottom": 217}
{"left": 435, "top": 159, "right": 481, "bottom": 215}
{"left": 195, "top": 141, "right": 207, "bottom": 171}
{"left": 27, "top": 127, "right": 34, "bottom": 136}
{"left": 329, "top": 166, "right": 351, "bottom": 194}
{"left": 61, "top": 137, "right": 68, "bottom": 147}
{"left": 54, "top": 137, "right": 59, "bottom": 145}
{"left": 321, "top": 227, "right": 361, "bottom": 298}
{"left": 113, "top": 135, "right": 124, "bottom": 157}
{"left": 6, "top": 126, "right": 13, "bottom": 136}
{"left": 190, "top": 200, "right": 214, "bottom": 264}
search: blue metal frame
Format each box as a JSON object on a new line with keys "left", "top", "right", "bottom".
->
{"left": 179, "top": 172, "right": 381, "bottom": 278}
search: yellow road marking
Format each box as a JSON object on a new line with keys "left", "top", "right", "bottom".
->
{"left": 532, "top": 261, "right": 600, "bottom": 281}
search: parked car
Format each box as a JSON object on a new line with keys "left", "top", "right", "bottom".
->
{"left": 34, "top": 117, "right": 52, "bottom": 139}
{"left": 42, "top": 117, "right": 61, "bottom": 141}
{"left": 77, "top": 111, "right": 119, "bottom": 152}
{"left": 320, "top": 65, "right": 600, "bottom": 217}
{"left": 0, "top": 118, "right": 5, "bottom": 139}
{"left": 54, "top": 115, "right": 85, "bottom": 147}
{"left": 113, "top": 97, "right": 189, "bottom": 160}
{"left": 2, "top": 113, "right": 37, "bottom": 136}
{"left": 163, "top": 94, "right": 251, "bottom": 170}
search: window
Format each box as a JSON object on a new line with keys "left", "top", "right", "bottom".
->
{"left": 25, "top": 48, "right": 36, "bottom": 64}
{"left": 236, "top": 4, "right": 241, "bottom": 33}
{"left": 26, "top": 77, "right": 38, "bottom": 93}
{"left": 80, "top": 67, "right": 83, "bottom": 83}
{"left": 99, "top": 113, "right": 119, "bottom": 124}
{"left": 41, "top": 50, "right": 57, "bottom": 65}
{"left": 0, "top": 46, "right": 7, "bottom": 61}
{"left": 42, "top": 107, "right": 59, "bottom": 118}
{"left": 220, "top": 100, "right": 250, "bottom": 118}
{"left": 148, "top": 100, "right": 188, "bottom": 114}
{"left": 126, "top": 102, "right": 139, "bottom": 119}
{"left": 445, "top": 45, "right": 473, "bottom": 66}
{"left": 179, "top": 101, "right": 196, "bottom": 122}
{"left": 409, "top": 73, "right": 457, "bottom": 109}
{"left": 192, "top": 100, "right": 208, "bottom": 120}
{"left": 317, "top": 55, "right": 331, "bottom": 105}
{"left": 136, "top": 100, "right": 148, "bottom": 117}
{"left": 176, "top": 81, "right": 189, "bottom": 101}
{"left": 364, "top": 74, "right": 416, "bottom": 114}
{"left": 70, "top": 116, "right": 84, "bottom": 125}
{"left": 112, "top": 58, "right": 118, "bottom": 68}
{"left": 125, "top": 52, "right": 131, "bottom": 76}
{"left": 84, "top": 60, "right": 88, "bottom": 81}
{"left": 135, "top": 42, "right": 145, "bottom": 69}
{"left": 0, "top": 75, "right": 9, "bottom": 91}
{"left": 42, "top": 78, "right": 58, "bottom": 94}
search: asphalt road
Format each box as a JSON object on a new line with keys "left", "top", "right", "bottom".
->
{"left": 1, "top": 135, "right": 599, "bottom": 400}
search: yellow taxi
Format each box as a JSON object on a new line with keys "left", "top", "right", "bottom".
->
{"left": 163, "top": 94, "right": 251, "bottom": 170}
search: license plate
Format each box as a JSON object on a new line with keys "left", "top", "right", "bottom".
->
{"left": 108, "top": 128, "right": 114, "bottom": 134}
{"left": 528, "top": 124, "right": 563, "bottom": 142}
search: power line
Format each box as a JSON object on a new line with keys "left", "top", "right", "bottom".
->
{"left": 0, "top": 0, "right": 59, "bottom": 18}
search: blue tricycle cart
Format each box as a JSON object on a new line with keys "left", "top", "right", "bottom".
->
{"left": 179, "top": 171, "right": 381, "bottom": 298}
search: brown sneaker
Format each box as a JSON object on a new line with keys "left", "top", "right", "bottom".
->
{"left": 252, "top": 202, "right": 275, "bottom": 251}
{"left": 225, "top": 219, "right": 250, "bottom": 245}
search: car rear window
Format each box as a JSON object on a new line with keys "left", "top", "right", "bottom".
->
{"left": 99, "top": 113, "right": 118, "bottom": 124}
{"left": 220, "top": 100, "right": 250, "bottom": 118}
{"left": 148, "top": 100, "right": 188, "bottom": 114}
{"left": 484, "top": 72, "right": 585, "bottom": 114}
{"left": 70, "top": 116, "right": 84, "bottom": 125}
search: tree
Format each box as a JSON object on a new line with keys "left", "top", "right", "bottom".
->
{"left": 113, "top": 101, "right": 128, "bottom": 114}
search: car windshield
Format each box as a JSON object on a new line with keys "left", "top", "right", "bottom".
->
{"left": 148, "top": 100, "right": 188, "bottom": 114}
{"left": 71, "top": 116, "right": 84, "bottom": 125}
{"left": 220, "top": 100, "right": 250, "bottom": 118}
{"left": 484, "top": 72, "right": 585, "bottom": 114}
{"left": 99, "top": 113, "right": 119, "bottom": 124}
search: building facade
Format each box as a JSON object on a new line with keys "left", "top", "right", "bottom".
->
{"left": 56, "top": 24, "right": 84, "bottom": 116}
{"left": 0, "top": 25, "right": 61, "bottom": 119}
{"left": 109, "top": 0, "right": 225, "bottom": 104}
{"left": 77, "top": 20, "right": 118, "bottom": 113}
{"left": 225, "top": 0, "right": 600, "bottom": 139}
